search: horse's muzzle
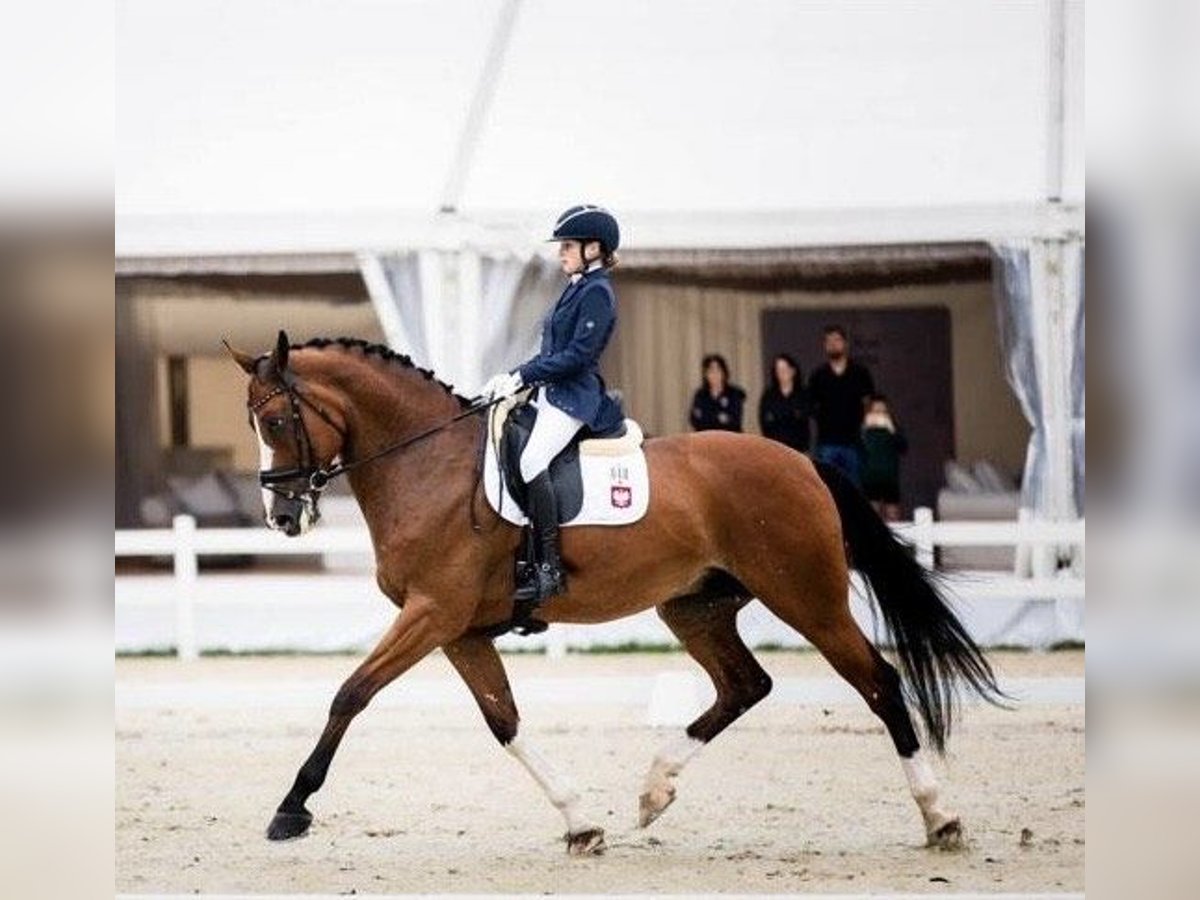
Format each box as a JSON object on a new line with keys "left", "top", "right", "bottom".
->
{"left": 266, "top": 493, "right": 318, "bottom": 537}
{"left": 271, "top": 512, "right": 303, "bottom": 537}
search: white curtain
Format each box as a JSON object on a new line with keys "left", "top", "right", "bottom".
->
{"left": 1070, "top": 254, "right": 1085, "bottom": 515}
{"left": 360, "top": 249, "right": 561, "bottom": 391}
{"left": 357, "top": 251, "right": 431, "bottom": 362}
{"left": 993, "top": 244, "right": 1046, "bottom": 514}
{"left": 479, "top": 253, "right": 560, "bottom": 377}
{"left": 992, "top": 239, "right": 1085, "bottom": 521}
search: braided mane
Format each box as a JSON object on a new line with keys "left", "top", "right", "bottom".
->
{"left": 295, "top": 337, "right": 471, "bottom": 408}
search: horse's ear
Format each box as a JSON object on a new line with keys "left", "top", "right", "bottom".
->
{"left": 222, "top": 339, "right": 259, "bottom": 375}
{"left": 269, "top": 330, "right": 290, "bottom": 374}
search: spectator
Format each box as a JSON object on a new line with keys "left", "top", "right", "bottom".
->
{"left": 690, "top": 353, "right": 746, "bottom": 432}
{"left": 808, "top": 324, "right": 875, "bottom": 485}
{"left": 860, "top": 394, "right": 908, "bottom": 521}
{"left": 758, "top": 353, "right": 810, "bottom": 452}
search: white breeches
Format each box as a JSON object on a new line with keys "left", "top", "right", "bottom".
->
{"left": 520, "top": 392, "right": 584, "bottom": 482}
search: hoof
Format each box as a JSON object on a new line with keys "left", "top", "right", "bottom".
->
{"left": 565, "top": 827, "right": 606, "bottom": 856}
{"left": 267, "top": 809, "right": 313, "bottom": 841}
{"left": 638, "top": 785, "right": 676, "bottom": 829}
{"left": 927, "top": 817, "right": 964, "bottom": 850}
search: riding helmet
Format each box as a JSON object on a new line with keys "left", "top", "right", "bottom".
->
{"left": 549, "top": 205, "right": 620, "bottom": 252}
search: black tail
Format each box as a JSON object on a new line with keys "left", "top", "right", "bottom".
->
{"left": 814, "top": 461, "right": 1007, "bottom": 753}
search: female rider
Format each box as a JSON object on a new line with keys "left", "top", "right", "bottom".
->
{"left": 481, "top": 205, "right": 624, "bottom": 605}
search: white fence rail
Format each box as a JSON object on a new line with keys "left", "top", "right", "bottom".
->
{"left": 115, "top": 510, "right": 1084, "bottom": 660}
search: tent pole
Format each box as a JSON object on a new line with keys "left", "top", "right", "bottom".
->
{"left": 1045, "top": 0, "right": 1067, "bottom": 203}
{"left": 438, "top": 0, "right": 524, "bottom": 214}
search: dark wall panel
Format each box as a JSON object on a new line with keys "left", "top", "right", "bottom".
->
{"left": 761, "top": 307, "right": 954, "bottom": 514}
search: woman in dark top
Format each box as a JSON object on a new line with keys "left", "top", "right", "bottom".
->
{"left": 689, "top": 353, "right": 746, "bottom": 432}
{"left": 758, "top": 353, "right": 810, "bottom": 451}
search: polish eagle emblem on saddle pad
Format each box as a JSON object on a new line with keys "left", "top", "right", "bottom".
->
{"left": 483, "top": 401, "right": 650, "bottom": 527}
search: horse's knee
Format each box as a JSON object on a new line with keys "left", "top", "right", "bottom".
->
{"left": 330, "top": 678, "right": 372, "bottom": 718}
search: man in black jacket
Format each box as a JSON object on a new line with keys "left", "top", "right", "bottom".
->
{"left": 807, "top": 325, "right": 875, "bottom": 486}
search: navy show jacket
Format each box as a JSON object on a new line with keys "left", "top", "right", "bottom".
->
{"left": 516, "top": 267, "right": 624, "bottom": 433}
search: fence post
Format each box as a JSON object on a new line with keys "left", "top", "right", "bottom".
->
{"left": 173, "top": 514, "right": 199, "bottom": 662}
{"left": 546, "top": 625, "right": 567, "bottom": 661}
{"left": 912, "top": 506, "right": 935, "bottom": 570}
{"left": 1014, "top": 507, "right": 1033, "bottom": 578}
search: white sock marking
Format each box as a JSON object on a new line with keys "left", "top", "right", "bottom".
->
{"left": 902, "top": 750, "right": 954, "bottom": 833}
{"left": 643, "top": 734, "right": 704, "bottom": 801}
{"left": 506, "top": 735, "right": 595, "bottom": 835}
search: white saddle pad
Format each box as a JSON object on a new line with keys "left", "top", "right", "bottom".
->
{"left": 483, "top": 415, "right": 650, "bottom": 527}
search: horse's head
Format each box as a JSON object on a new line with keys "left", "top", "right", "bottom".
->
{"left": 225, "top": 331, "right": 347, "bottom": 536}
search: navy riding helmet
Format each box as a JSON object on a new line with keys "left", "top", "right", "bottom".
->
{"left": 549, "top": 205, "right": 620, "bottom": 253}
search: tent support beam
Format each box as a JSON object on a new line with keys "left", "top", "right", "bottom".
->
{"left": 438, "top": 0, "right": 523, "bottom": 214}
{"left": 1045, "top": 0, "right": 1067, "bottom": 203}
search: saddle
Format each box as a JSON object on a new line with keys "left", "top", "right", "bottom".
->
{"left": 479, "top": 398, "right": 649, "bottom": 639}
{"left": 496, "top": 401, "right": 627, "bottom": 521}
{"left": 485, "top": 397, "right": 647, "bottom": 526}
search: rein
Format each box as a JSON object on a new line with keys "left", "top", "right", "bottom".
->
{"left": 311, "top": 397, "right": 498, "bottom": 488}
{"left": 252, "top": 369, "right": 517, "bottom": 501}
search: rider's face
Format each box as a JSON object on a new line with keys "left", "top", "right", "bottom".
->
{"left": 558, "top": 240, "right": 584, "bottom": 273}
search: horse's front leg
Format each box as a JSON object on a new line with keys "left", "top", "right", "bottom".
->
{"left": 266, "top": 598, "right": 447, "bottom": 841}
{"left": 443, "top": 631, "right": 606, "bottom": 855}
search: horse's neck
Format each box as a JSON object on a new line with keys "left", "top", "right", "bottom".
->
{"left": 329, "top": 365, "right": 477, "bottom": 528}
{"left": 340, "top": 372, "right": 462, "bottom": 456}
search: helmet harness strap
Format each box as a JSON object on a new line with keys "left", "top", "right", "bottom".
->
{"left": 566, "top": 239, "right": 596, "bottom": 277}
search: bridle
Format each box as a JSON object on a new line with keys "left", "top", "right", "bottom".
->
{"left": 250, "top": 368, "right": 509, "bottom": 507}
{"left": 250, "top": 368, "right": 349, "bottom": 505}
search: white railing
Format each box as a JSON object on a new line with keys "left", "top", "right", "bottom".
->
{"left": 115, "top": 509, "right": 1084, "bottom": 661}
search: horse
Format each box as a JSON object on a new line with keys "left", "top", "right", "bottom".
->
{"left": 227, "top": 331, "right": 1003, "bottom": 855}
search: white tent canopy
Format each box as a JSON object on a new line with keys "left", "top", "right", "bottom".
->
{"left": 117, "top": 0, "right": 1082, "bottom": 256}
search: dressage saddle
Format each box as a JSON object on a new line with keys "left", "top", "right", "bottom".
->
{"left": 496, "top": 401, "right": 627, "bottom": 522}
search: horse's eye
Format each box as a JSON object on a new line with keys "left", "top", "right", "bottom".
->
{"left": 265, "top": 416, "right": 286, "bottom": 434}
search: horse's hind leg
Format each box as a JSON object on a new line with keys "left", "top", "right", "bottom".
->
{"left": 816, "top": 615, "right": 962, "bottom": 847}
{"left": 640, "top": 578, "right": 772, "bottom": 828}
{"left": 761, "top": 589, "right": 962, "bottom": 848}
{"left": 443, "top": 631, "right": 606, "bottom": 855}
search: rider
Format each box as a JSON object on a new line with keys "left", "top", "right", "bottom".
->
{"left": 481, "top": 204, "right": 625, "bottom": 605}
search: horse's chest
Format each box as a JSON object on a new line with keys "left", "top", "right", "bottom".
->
{"left": 374, "top": 570, "right": 407, "bottom": 609}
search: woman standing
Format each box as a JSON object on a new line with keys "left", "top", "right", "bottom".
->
{"left": 689, "top": 354, "right": 746, "bottom": 432}
{"left": 479, "top": 205, "right": 624, "bottom": 606}
{"left": 758, "top": 353, "right": 810, "bottom": 452}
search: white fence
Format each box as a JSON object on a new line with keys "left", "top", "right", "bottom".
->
{"left": 115, "top": 509, "right": 1084, "bottom": 660}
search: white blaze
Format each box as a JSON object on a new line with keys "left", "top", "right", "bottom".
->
{"left": 253, "top": 417, "right": 276, "bottom": 523}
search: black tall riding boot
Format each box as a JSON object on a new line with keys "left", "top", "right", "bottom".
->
{"left": 519, "top": 472, "right": 567, "bottom": 603}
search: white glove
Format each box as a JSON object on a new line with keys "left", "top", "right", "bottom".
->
{"left": 481, "top": 371, "right": 523, "bottom": 401}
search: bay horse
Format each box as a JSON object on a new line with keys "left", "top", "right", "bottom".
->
{"left": 228, "top": 331, "right": 1003, "bottom": 855}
